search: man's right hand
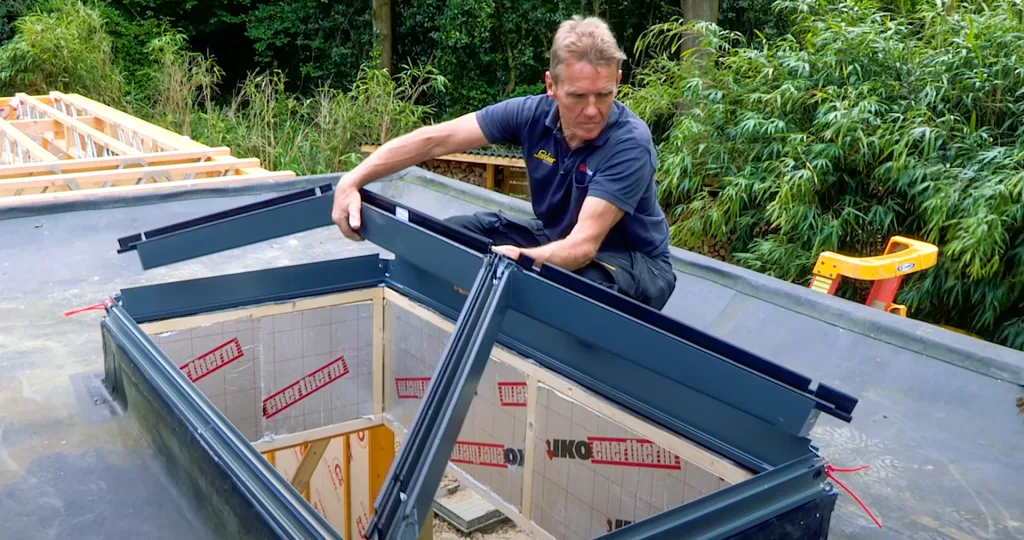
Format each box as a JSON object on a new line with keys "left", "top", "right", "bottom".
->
{"left": 332, "top": 179, "right": 364, "bottom": 241}
{"left": 330, "top": 111, "right": 490, "bottom": 241}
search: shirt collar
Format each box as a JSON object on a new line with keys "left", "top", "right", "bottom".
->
{"left": 545, "top": 99, "right": 623, "bottom": 148}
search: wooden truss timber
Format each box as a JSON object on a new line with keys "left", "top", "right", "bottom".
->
{"left": 0, "top": 91, "right": 295, "bottom": 204}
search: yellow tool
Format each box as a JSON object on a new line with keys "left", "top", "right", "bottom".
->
{"left": 808, "top": 236, "right": 938, "bottom": 317}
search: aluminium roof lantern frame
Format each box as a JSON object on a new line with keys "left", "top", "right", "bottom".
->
{"left": 110, "top": 181, "right": 860, "bottom": 539}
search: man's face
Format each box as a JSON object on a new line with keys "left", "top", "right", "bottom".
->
{"left": 546, "top": 59, "right": 621, "bottom": 144}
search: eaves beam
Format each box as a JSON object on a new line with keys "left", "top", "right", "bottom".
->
{"left": 118, "top": 254, "right": 387, "bottom": 324}
{"left": 101, "top": 302, "right": 340, "bottom": 539}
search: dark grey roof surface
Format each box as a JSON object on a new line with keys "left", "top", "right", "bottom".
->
{"left": 1, "top": 168, "right": 1022, "bottom": 540}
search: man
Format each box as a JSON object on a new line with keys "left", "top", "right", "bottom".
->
{"left": 331, "top": 16, "right": 677, "bottom": 310}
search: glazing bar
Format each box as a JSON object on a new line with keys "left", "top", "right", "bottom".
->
{"left": 366, "top": 253, "right": 512, "bottom": 540}
{"left": 519, "top": 257, "right": 856, "bottom": 418}
{"left": 508, "top": 270, "right": 823, "bottom": 435}
{"left": 598, "top": 454, "right": 832, "bottom": 540}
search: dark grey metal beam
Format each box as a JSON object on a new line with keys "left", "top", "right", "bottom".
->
{"left": 598, "top": 454, "right": 833, "bottom": 539}
{"left": 508, "top": 267, "right": 822, "bottom": 433}
{"left": 360, "top": 202, "right": 485, "bottom": 293}
{"left": 102, "top": 303, "right": 341, "bottom": 539}
{"left": 117, "top": 184, "right": 337, "bottom": 270}
{"left": 384, "top": 261, "right": 810, "bottom": 471}
{"left": 119, "top": 255, "right": 386, "bottom": 324}
{"left": 366, "top": 253, "right": 512, "bottom": 540}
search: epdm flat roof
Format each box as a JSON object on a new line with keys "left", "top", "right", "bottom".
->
{"left": 1, "top": 167, "right": 1022, "bottom": 539}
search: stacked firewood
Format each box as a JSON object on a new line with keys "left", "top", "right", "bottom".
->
{"left": 695, "top": 238, "right": 730, "bottom": 262}
{"left": 421, "top": 159, "right": 486, "bottom": 187}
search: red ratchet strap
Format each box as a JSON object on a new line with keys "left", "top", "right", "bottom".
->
{"left": 64, "top": 299, "right": 114, "bottom": 317}
{"left": 825, "top": 463, "right": 884, "bottom": 529}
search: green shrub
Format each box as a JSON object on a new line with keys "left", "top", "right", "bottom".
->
{"left": 0, "top": 0, "right": 123, "bottom": 103}
{"left": 184, "top": 63, "right": 448, "bottom": 175}
{"left": 622, "top": 0, "right": 1024, "bottom": 349}
{"left": 0, "top": 0, "right": 444, "bottom": 178}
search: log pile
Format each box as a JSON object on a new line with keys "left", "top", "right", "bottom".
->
{"left": 695, "top": 238, "right": 730, "bottom": 262}
{"left": 421, "top": 159, "right": 487, "bottom": 187}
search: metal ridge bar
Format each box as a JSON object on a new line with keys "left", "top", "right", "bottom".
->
{"left": 360, "top": 203, "right": 485, "bottom": 293}
{"left": 597, "top": 454, "right": 830, "bottom": 539}
{"left": 367, "top": 253, "right": 512, "bottom": 540}
{"left": 507, "top": 269, "right": 838, "bottom": 430}
{"left": 117, "top": 184, "right": 331, "bottom": 253}
{"left": 117, "top": 184, "right": 335, "bottom": 269}
{"left": 523, "top": 256, "right": 815, "bottom": 392}
{"left": 103, "top": 303, "right": 340, "bottom": 540}
{"left": 361, "top": 193, "right": 855, "bottom": 419}
{"left": 361, "top": 189, "right": 494, "bottom": 254}
{"left": 363, "top": 197, "right": 854, "bottom": 421}
{"left": 353, "top": 208, "right": 811, "bottom": 469}
{"left": 119, "top": 255, "right": 385, "bottom": 324}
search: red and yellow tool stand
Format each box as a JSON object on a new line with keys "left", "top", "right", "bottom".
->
{"left": 808, "top": 236, "right": 938, "bottom": 317}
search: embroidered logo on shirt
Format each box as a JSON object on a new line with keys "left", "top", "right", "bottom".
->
{"left": 533, "top": 149, "right": 555, "bottom": 165}
{"left": 577, "top": 162, "right": 594, "bottom": 176}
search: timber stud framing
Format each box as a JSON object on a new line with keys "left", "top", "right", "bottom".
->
{"left": 101, "top": 180, "right": 860, "bottom": 539}
{"left": 0, "top": 92, "right": 295, "bottom": 203}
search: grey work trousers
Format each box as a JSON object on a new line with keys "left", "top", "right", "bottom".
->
{"left": 445, "top": 211, "right": 677, "bottom": 311}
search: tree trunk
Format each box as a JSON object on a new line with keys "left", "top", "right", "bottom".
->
{"left": 679, "top": 0, "right": 718, "bottom": 55}
{"left": 372, "top": 0, "right": 392, "bottom": 72}
{"left": 681, "top": 0, "right": 718, "bottom": 23}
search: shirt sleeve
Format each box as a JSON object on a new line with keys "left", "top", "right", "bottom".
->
{"left": 587, "top": 144, "right": 656, "bottom": 215}
{"left": 474, "top": 96, "right": 532, "bottom": 146}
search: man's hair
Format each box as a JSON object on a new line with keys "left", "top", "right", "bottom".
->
{"left": 549, "top": 16, "right": 626, "bottom": 80}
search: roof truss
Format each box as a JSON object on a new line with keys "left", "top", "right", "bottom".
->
{"left": 0, "top": 92, "right": 294, "bottom": 202}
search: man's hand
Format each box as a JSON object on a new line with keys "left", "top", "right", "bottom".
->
{"left": 492, "top": 245, "right": 521, "bottom": 261}
{"left": 332, "top": 179, "right": 363, "bottom": 241}
{"left": 491, "top": 197, "right": 623, "bottom": 271}
{"left": 522, "top": 197, "right": 624, "bottom": 270}
{"left": 329, "top": 112, "right": 491, "bottom": 241}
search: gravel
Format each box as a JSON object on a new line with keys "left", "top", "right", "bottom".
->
{"left": 393, "top": 431, "right": 536, "bottom": 540}
{"left": 432, "top": 516, "right": 535, "bottom": 540}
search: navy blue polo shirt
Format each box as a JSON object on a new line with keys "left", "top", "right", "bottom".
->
{"left": 475, "top": 94, "right": 671, "bottom": 263}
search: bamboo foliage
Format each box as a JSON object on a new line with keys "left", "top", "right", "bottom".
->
{"left": 621, "top": 0, "right": 1024, "bottom": 348}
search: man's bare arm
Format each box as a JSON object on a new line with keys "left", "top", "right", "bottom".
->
{"left": 333, "top": 112, "right": 490, "bottom": 240}
{"left": 517, "top": 196, "right": 625, "bottom": 271}
{"left": 342, "top": 113, "right": 491, "bottom": 189}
